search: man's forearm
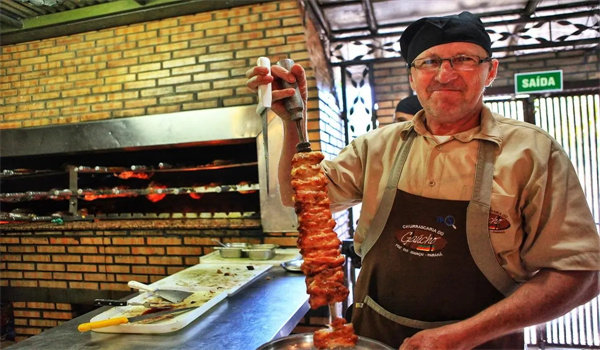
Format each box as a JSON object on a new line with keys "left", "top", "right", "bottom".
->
{"left": 454, "top": 269, "right": 599, "bottom": 348}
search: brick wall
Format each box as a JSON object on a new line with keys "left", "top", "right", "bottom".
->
{"left": 0, "top": 1, "right": 309, "bottom": 129}
{"left": 372, "top": 47, "right": 599, "bottom": 127}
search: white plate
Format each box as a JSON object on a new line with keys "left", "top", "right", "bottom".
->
{"left": 90, "top": 289, "right": 226, "bottom": 334}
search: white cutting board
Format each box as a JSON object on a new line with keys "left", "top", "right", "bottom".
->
{"left": 90, "top": 263, "right": 271, "bottom": 333}
{"left": 153, "top": 263, "right": 272, "bottom": 296}
{"left": 90, "top": 289, "right": 227, "bottom": 334}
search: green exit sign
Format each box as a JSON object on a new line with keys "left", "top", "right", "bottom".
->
{"left": 515, "top": 70, "right": 563, "bottom": 94}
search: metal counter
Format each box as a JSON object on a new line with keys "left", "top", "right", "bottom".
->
{"left": 8, "top": 267, "right": 309, "bottom": 350}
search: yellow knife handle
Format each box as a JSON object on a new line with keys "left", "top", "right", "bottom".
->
{"left": 77, "top": 316, "right": 129, "bottom": 332}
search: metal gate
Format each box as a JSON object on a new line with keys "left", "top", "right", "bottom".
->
{"left": 486, "top": 93, "right": 600, "bottom": 349}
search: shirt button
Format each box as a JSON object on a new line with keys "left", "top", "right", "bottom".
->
{"left": 428, "top": 180, "right": 436, "bottom": 187}
{"left": 436, "top": 145, "right": 443, "bottom": 150}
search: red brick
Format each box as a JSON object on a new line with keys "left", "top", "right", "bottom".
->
{"left": 113, "top": 256, "right": 147, "bottom": 264}
{"left": 105, "top": 265, "right": 130, "bottom": 273}
{"left": 131, "top": 266, "right": 166, "bottom": 275}
{"left": 23, "top": 271, "right": 52, "bottom": 280}
{"left": 131, "top": 246, "right": 165, "bottom": 255}
{"left": 166, "top": 246, "right": 202, "bottom": 255}
{"left": 7, "top": 262, "right": 35, "bottom": 270}
{"left": 21, "top": 237, "right": 49, "bottom": 245}
{"left": 53, "top": 272, "right": 83, "bottom": 280}
{"left": 148, "top": 256, "right": 182, "bottom": 265}
{"left": 111, "top": 237, "right": 145, "bottom": 245}
{"left": 30, "top": 319, "right": 58, "bottom": 327}
{"left": 11, "top": 280, "right": 38, "bottom": 287}
{"left": 84, "top": 273, "right": 115, "bottom": 282}
{"left": 67, "top": 264, "right": 97, "bottom": 272}
{"left": 37, "top": 246, "right": 66, "bottom": 253}
{"left": 82, "top": 255, "right": 113, "bottom": 264}
{"left": 39, "top": 280, "right": 67, "bottom": 288}
{"left": 23, "top": 255, "right": 51, "bottom": 262}
{"left": 51, "top": 255, "right": 81, "bottom": 263}
{"left": 101, "top": 246, "right": 130, "bottom": 254}
{"left": 68, "top": 282, "right": 98, "bottom": 290}
{"left": 27, "top": 302, "right": 55, "bottom": 309}
{"left": 37, "top": 263, "right": 65, "bottom": 272}
{"left": 42, "top": 311, "right": 73, "bottom": 320}
{"left": 56, "top": 303, "right": 72, "bottom": 311}
{"left": 67, "top": 246, "right": 97, "bottom": 254}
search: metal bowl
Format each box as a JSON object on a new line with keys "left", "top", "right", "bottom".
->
{"left": 256, "top": 333, "right": 393, "bottom": 350}
{"left": 243, "top": 247, "right": 275, "bottom": 260}
{"left": 214, "top": 246, "right": 243, "bottom": 258}
{"left": 249, "top": 244, "right": 279, "bottom": 250}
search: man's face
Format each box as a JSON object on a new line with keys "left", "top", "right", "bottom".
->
{"left": 394, "top": 111, "right": 414, "bottom": 123}
{"left": 409, "top": 42, "right": 498, "bottom": 127}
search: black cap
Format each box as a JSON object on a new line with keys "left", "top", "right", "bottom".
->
{"left": 395, "top": 95, "right": 422, "bottom": 115}
{"left": 400, "top": 11, "right": 492, "bottom": 65}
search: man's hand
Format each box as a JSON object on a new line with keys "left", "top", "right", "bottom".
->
{"left": 399, "top": 326, "right": 468, "bottom": 350}
{"left": 245, "top": 62, "right": 308, "bottom": 121}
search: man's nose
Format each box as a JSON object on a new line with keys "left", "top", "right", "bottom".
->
{"left": 436, "top": 61, "right": 457, "bottom": 83}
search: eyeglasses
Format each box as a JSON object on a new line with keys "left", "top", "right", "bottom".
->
{"left": 411, "top": 55, "right": 492, "bottom": 71}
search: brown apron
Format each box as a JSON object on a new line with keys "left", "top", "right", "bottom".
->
{"left": 351, "top": 130, "right": 523, "bottom": 349}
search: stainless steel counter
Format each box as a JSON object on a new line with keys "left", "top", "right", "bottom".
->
{"left": 8, "top": 267, "right": 309, "bottom": 350}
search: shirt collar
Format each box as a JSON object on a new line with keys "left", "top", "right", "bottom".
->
{"left": 404, "top": 105, "right": 503, "bottom": 146}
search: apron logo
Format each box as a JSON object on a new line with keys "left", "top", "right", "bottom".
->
{"left": 436, "top": 215, "right": 457, "bottom": 229}
{"left": 488, "top": 210, "right": 510, "bottom": 231}
{"left": 395, "top": 225, "right": 447, "bottom": 257}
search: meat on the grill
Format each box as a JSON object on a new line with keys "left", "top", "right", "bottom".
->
{"left": 291, "top": 150, "right": 357, "bottom": 349}
{"left": 115, "top": 171, "right": 153, "bottom": 180}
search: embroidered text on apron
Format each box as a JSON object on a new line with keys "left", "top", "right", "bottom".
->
{"left": 351, "top": 130, "right": 523, "bottom": 349}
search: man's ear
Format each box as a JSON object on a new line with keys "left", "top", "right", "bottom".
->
{"left": 485, "top": 59, "right": 499, "bottom": 87}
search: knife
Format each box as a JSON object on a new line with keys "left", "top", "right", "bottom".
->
{"left": 256, "top": 56, "right": 272, "bottom": 194}
{"left": 93, "top": 298, "right": 172, "bottom": 308}
{"left": 77, "top": 306, "right": 197, "bottom": 332}
{"left": 276, "top": 59, "right": 311, "bottom": 153}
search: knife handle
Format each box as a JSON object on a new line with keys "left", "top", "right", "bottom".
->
{"left": 78, "top": 316, "right": 129, "bottom": 332}
{"left": 93, "top": 299, "right": 128, "bottom": 307}
{"left": 128, "top": 280, "right": 156, "bottom": 293}
{"left": 257, "top": 57, "right": 272, "bottom": 109}
{"left": 276, "top": 58, "right": 304, "bottom": 122}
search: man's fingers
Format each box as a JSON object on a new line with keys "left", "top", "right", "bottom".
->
{"left": 245, "top": 65, "right": 269, "bottom": 78}
{"left": 272, "top": 88, "right": 296, "bottom": 102}
{"left": 270, "top": 65, "right": 297, "bottom": 83}
{"left": 246, "top": 74, "right": 274, "bottom": 92}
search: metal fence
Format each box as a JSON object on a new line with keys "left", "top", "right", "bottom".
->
{"left": 486, "top": 93, "right": 600, "bottom": 349}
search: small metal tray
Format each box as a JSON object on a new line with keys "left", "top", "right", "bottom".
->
{"left": 280, "top": 259, "right": 303, "bottom": 272}
{"left": 256, "top": 333, "right": 393, "bottom": 350}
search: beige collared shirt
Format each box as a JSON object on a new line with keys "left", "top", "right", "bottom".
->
{"left": 322, "top": 106, "right": 600, "bottom": 282}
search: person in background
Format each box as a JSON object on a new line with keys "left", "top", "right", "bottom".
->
{"left": 246, "top": 11, "right": 599, "bottom": 350}
{"left": 394, "top": 95, "right": 422, "bottom": 122}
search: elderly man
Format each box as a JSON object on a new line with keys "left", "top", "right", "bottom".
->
{"left": 246, "top": 11, "right": 599, "bottom": 350}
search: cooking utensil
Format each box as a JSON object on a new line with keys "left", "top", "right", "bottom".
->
{"left": 280, "top": 259, "right": 303, "bottom": 272}
{"left": 77, "top": 306, "right": 197, "bottom": 332}
{"left": 256, "top": 56, "right": 272, "bottom": 194}
{"left": 211, "top": 238, "right": 227, "bottom": 247}
{"left": 276, "top": 58, "right": 311, "bottom": 153}
{"left": 93, "top": 299, "right": 171, "bottom": 308}
{"left": 256, "top": 333, "right": 394, "bottom": 350}
{"left": 127, "top": 280, "right": 194, "bottom": 303}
